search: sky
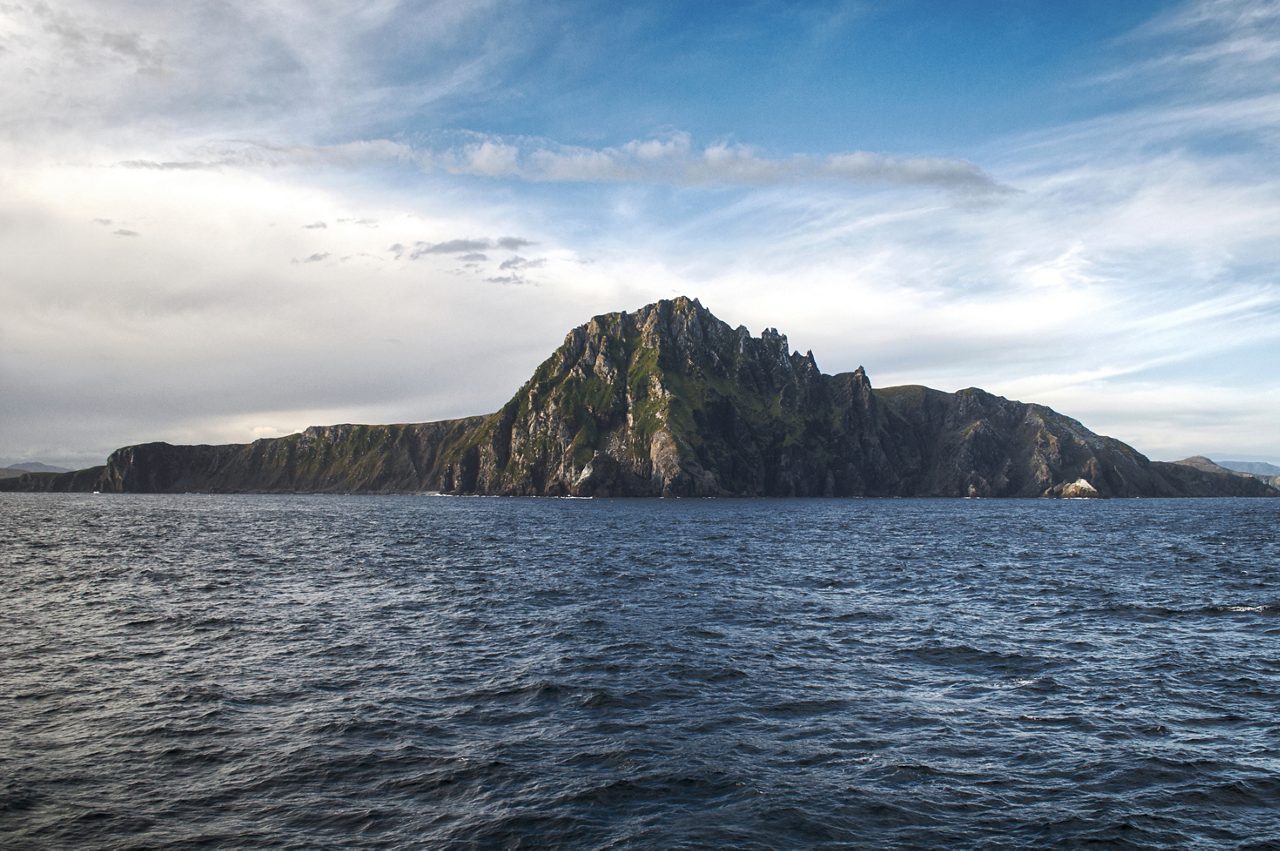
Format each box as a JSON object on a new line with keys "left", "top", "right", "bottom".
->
{"left": 2, "top": 0, "right": 1279, "bottom": 469}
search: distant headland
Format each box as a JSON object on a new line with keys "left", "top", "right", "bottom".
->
{"left": 4, "top": 298, "right": 1275, "bottom": 498}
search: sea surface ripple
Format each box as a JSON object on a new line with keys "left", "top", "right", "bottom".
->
{"left": 2, "top": 494, "right": 1279, "bottom": 848}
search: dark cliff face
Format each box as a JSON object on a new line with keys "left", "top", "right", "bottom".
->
{"left": 872, "top": 385, "right": 1197, "bottom": 498}
{"left": 93, "top": 418, "right": 485, "bottom": 494}
{"left": 5, "top": 297, "right": 1275, "bottom": 498}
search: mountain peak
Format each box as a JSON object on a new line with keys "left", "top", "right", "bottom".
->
{"left": 1174, "top": 455, "right": 1233, "bottom": 475}
{"left": 648, "top": 294, "right": 706, "bottom": 317}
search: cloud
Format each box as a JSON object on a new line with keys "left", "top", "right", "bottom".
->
{"left": 294, "top": 252, "right": 329, "bottom": 264}
{"left": 1113, "top": 0, "right": 1280, "bottom": 93}
{"left": 114, "top": 139, "right": 417, "bottom": 172}
{"left": 97, "top": 29, "right": 165, "bottom": 72}
{"left": 109, "top": 133, "right": 1009, "bottom": 196}
{"left": 0, "top": 0, "right": 521, "bottom": 157}
{"left": 401, "top": 236, "right": 535, "bottom": 259}
{"left": 25, "top": 2, "right": 165, "bottom": 73}
{"left": 822, "top": 152, "right": 1005, "bottom": 191}
{"left": 460, "top": 140, "right": 521, "bottom": 177}
{"left": 303, "top": 221, "right": 326, "bottom": 229}
{"left": 428, "top": 131, "right": 1012, "bottom": 194}
{"left": 499, "top": 255, "right": 546, "bottom": 271}
{"left": 113, "top": 228, "right": 138, "bottom": 237}
{"left": 484, "top": 251, "right": 551, "bottom": 285}
{"left": 460, "top": 252, "right": 488, "bottom": 261}
{"left": 411, "top": 238, "right": 491, "bottom": 256}
{"left": 5, "top": 4, "right": 1001, "bottom": 197}
{"left": 495, "top": 236, "right": 534, "bottom": 250}
{"left": 119, "top": 160, "right": 219, "bottom": 171}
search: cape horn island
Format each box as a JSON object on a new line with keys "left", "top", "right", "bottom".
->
{"left": 5, "top": 297, "right": 1275, "bottom": 498}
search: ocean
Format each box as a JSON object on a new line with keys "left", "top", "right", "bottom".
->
{"left": 2, "top": 494, "right": 1278, "bottom": 848}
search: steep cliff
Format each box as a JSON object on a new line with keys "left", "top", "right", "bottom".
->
{"left": 451, "top": 297, "right": 894, "bottom": 496}
{"left": 874, "top": 385, "right": 1196, "bottom": 497}
{"left": 5, "top": 297, "right": 1275, "bottom": 498}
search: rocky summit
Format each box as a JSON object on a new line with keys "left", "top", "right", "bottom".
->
{"left": 6, "top": 297, "right": 1276, "bottom": 498}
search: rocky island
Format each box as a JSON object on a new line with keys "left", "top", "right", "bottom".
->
{"left": 5, "top": 297, "right": 1275, "bottom": 498}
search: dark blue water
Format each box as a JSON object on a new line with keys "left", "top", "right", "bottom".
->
{"left": 2, "top": 495, "right": 1279, "bottom": 848}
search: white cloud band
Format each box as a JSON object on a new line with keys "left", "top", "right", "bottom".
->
{"left": 116, "top": 132, "right": 1011, "bottom": 195}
